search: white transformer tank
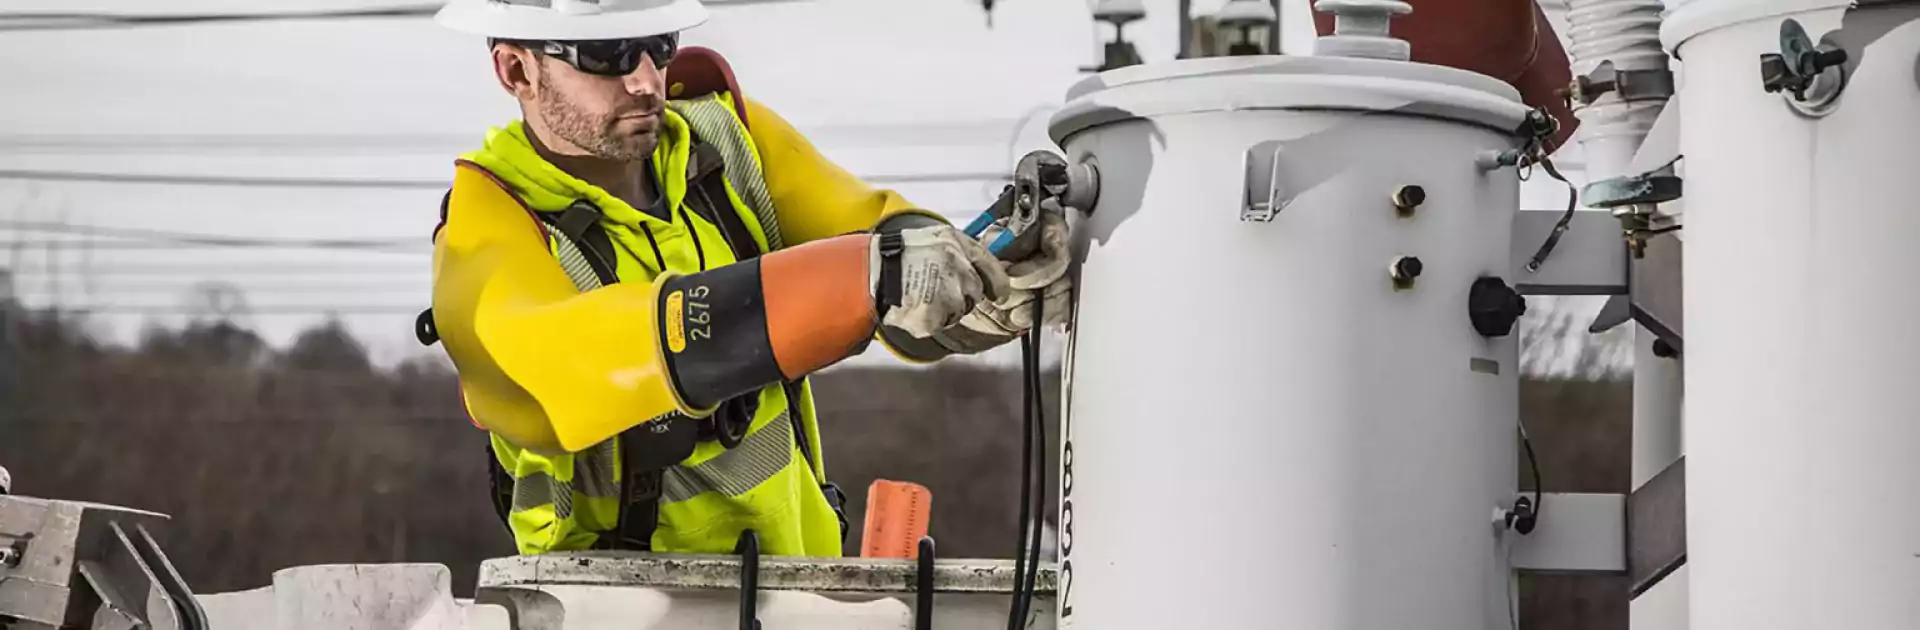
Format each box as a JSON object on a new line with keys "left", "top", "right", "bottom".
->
{"left": 1663, "top": 1, "right": 1920, "bottom": 628}
{"left": 1045, "top": 5, "right": 1537, "bottom": 628}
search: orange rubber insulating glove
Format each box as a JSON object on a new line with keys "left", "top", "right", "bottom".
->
{"left": 656, "top": 234, "right": 879, "bottom": 410}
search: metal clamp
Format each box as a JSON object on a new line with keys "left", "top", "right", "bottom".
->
{"left": 1761, "top": 18, "right": 1849, "bottom": 114}
{"left": 966, "top": 150, "right": 1098, "bottom": 257}
{"left": 1566, "top": 60, "right": 1676, "bottom": 107}
{"left": 1581, "top": 164, "right": 1684, "bottom": 210}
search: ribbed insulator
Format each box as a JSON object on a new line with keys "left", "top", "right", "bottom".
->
{"left": 1567, "top": 0, "right": 1669, "bottom": 74}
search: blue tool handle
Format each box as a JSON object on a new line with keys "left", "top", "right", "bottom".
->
{"left": 963, "top": 210, "right": 998, "bottom": 239}
{"left": 985, "top": 228, "right": 1016, "bottom": 256}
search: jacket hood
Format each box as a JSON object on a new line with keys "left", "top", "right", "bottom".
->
{"left": 458, "top": 112, "right": 694, "bottom": 229}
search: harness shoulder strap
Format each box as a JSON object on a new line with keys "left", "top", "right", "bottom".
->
{"left": 540, "top": 201, "right": 619, "bottom": 287}
{"left": 669, "top": 92, "right": 785, "bottom": 251}
{"left": 683, "top": 143, "right": 766, "bottom": 263}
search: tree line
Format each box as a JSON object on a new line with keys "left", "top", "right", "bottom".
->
{"left": 0, "top": 303, "right": 1632, "bottom": 629}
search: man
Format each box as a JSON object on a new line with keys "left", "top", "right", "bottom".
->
{"left": 424, "top": 0, "right": 1072, "bottom": 557}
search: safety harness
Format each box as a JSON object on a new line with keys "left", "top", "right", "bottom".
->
{"left": 418, "top": 47, "right": 848, "bottom": 552}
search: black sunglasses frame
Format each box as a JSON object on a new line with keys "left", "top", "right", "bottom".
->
{"left": 496, "top": 33, "right": 680, "bottom": 77}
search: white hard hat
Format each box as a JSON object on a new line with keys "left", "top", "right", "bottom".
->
{"left": 435, "top": 0, "right": 710, "bottom": 41}
{"left": 0, "top": 465, "right": 10, "bottom": 495}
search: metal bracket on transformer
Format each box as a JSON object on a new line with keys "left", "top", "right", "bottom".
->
{"left": 1565, "top": 60, "right": 1675, "bottom": 108}
{"left": 1586, "top": 229, "right": 1684, "bottom": 355}
{"left": 1582, "top": 163, "right": 1684, "bottom": 211}
{"left": 1504, "top": 459, "right": 1688, "bottom": 600}
{"left": 1507, "top": 493, "right": 1625, "bottom": 573}
{"left": 0, "top": 495, "right": 209, "bottom": 630}
{"left": 1511, "top": 210, "right": 1628, "bottom": 296}
{"left": 1242, "top": 141, "right": 1288, "bottom": 222}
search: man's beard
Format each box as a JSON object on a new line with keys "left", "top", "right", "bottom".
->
{"left": 536, "top": 72, "right": 656, "bottom": 161}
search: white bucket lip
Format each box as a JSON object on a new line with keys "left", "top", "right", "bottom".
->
{"left": 1660, "top": 0, "right": 1856, "bottom": 58}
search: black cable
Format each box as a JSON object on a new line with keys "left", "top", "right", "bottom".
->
{"left": 1006, "top": 320, "right": 1037, "bottom": 630}
{"left": 1020, "top": 309, "right": 1046, "bottom": 623}
{"left": 1522, "top": 152, "right": 1580, "bottom": 273}
{"left": 1517, "top": 418, "right": 1544, "bottom": 533}
{"left": 1006, "top": 295, "right": 1046, "bottom": 629}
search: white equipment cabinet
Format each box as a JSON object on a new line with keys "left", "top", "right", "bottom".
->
{"left": 1045, "top": 2, "right": 1539, "bottom": 627}
{"left": 1663, "top": 1, "right": 1920, "bottom": 629}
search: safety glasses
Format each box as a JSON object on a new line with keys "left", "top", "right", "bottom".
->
{"left": 508, "top": 33, "right": 681, "bottom": 76}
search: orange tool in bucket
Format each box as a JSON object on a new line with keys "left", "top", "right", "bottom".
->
{"left": 860, "top": 480, "right": 932, "bottom": 559}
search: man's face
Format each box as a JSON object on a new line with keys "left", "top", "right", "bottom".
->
{"left": 521, "top": 49, "right": 667, "bottom": 161}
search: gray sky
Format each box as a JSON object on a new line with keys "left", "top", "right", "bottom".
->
{"left": 0, "top": 0, "right": 1605, "bottom": 370}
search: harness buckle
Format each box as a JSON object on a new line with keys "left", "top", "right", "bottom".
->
{"left": 821, "top": 482, "right": 851, "bottom": 544}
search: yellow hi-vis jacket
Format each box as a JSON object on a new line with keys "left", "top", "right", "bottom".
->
{"left": 429, "top": 88, "right": 943, "bottom": 557}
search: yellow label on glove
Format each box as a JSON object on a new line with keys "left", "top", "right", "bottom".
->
{"left": 665, "top": 290, "right": 687, "bottom": 353}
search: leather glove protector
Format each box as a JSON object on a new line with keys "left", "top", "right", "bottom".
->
{"left": 1003, "top": 209, "right": 1071, "bottom": 291}
{"left": 919, "top": 276, "right": 1073, "bottom": 355}
{"left": 870, "top": 224, "right": 1013, "bottom": 339}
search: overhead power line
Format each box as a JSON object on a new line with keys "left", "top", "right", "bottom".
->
{"left": 0, "top": 220, "right": 422, "bottom": 255}
{"left": 15, "top": 284, "right": 427, "bottom": 295}
{"left": 0, "top": 241, "right": 427, "bottom": 254}
{"left": 15, "top": 263, "right": 425, "bottom": 276}
{"left": 0, "top": 219, "right": 417, "bottom": 249}
{"left": 0, "top": 122, "right": 1031, "bottom": 154}
{"left": 0, "top": 168, "right": 1012, "bottom": 189}
{"left": 0, "top": 0, "right": 809, "bottom": 32}
{"left": 26, "top": 304, "right": 427, "bottom": 315}
{"left": 0, "top": 5, "right": 440, "bottom": 32}
{"left": 0, "top": 169, "right": 446, "bottom": 190}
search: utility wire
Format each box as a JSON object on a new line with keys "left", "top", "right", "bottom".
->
{"left": 16, "top": 264, "right": 424, "bottom": 276}
{"left": 0, "top": 5, "right": 441, "bottom": 32}
{"left": 0, "top": 240, "right": 425, "bottom": 254}
{"left": 0, "top": 168, "right": 1011, "bottom": 188}
{"left": 0, "top": 124, "right": 1029, "bottom": 154}
{"left": 26, "top": 304, "right": 426, "bottom": 315}
{"left": 15, "top": 285, "right": 427, "bottom": 295}
{"left": 0, "top": 169, "right": 447, "bottom": 190}
{"left": 0, "top": 219, "right": 417, "bottom": 249}
{"left": 0, "top": 0, "right": 814, "bottom": 32}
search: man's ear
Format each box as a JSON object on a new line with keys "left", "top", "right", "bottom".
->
{"left": 491, "top": 44, "right": 538, "bottom": 99}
